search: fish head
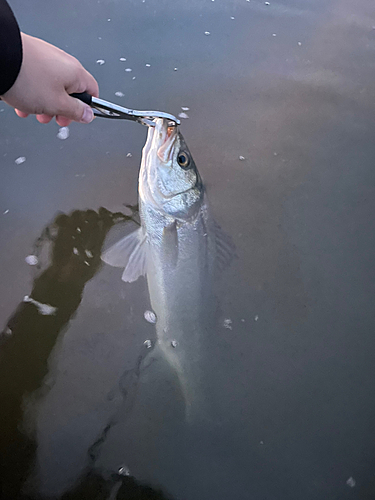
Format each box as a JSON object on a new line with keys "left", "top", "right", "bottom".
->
{"left": 139, "top": 118, "right": 203, "bottom": 218}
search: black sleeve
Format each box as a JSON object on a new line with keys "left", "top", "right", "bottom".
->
{"left": 0, "top": 0, "right": 22, "bottom": 95}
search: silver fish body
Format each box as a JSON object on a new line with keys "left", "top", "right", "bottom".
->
{"left": 102, "top": 119, "right": 233, "bottom": 421}
{"left": 140, "top": 198, "right": 215, "bottom": 421}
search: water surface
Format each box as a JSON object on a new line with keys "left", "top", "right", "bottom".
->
{"left": 1, "top": 0, "right": 375, "bottom": 499}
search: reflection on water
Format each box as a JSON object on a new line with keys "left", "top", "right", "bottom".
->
{"left": 0, "top": 207, "right": 173, "bottom": 499}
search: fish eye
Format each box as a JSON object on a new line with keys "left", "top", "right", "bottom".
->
{"left": 177, "top": 152, "right": 190, "bottom": 169}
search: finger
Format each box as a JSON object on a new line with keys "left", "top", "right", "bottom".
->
{"left": 65, "top": 65, "right": 99, "bottom": 99}
{"left": 56, "top": 116, "right": 72, "bottom": 127}
{"left": 36, "top": 114, "right": 53, "bottom": 124}
{"left": 15, "top": 109, "right": 29, "bottom": 118}
{"left": 57, "top": 95, "right": 94, "bottom": 124}
{"left": 82, "top": 68, "right": 99, "bottom": 98}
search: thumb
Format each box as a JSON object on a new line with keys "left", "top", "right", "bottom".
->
{"left": 57, "top": 95, "right": 94, "bottom": 123}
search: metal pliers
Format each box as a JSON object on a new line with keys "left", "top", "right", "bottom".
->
{"left": 70, "top": 92, "right": 180, "bottom": 127}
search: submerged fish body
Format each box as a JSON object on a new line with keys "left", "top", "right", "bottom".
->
{"left": 102, "top": 119, "right": 233, "bottom": 421}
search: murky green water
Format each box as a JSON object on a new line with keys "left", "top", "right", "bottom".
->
{"left": 1, "top": 0, "right": 375, "bottom": 498}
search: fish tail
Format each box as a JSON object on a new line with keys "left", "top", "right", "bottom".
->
{"left": 156, "top": 341, "right": 211, "bottom": 424}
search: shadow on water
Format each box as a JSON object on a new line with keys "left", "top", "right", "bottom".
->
{"left": 0, "top": 207, "right": 173, "bottom": 500}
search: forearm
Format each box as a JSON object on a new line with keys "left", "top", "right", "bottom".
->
{"left": 0, "top": 0, "right": 22, "bottom": 95}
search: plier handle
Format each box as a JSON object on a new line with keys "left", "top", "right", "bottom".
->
{"left": 70, "top": 92, "right": 180, "bottom": 127}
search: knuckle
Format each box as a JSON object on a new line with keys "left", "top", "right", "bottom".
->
{"left": 73, "top": 72, "right": 88, "bottom": 94}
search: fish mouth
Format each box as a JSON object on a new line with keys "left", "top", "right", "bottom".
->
{"left": 156, "top": 119, "right": 178, "bottom": 164}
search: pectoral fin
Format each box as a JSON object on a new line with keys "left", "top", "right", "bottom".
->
{"left": 101, "top": 228, "right": 147, "bottom": 282}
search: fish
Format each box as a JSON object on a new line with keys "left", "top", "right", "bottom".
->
{"left": 102, "top": 118, "right": 234, "bottom": 421}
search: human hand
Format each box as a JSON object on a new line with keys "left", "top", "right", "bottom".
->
{"left": 1, "top": 33, "right": 99, "bottom": 126}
